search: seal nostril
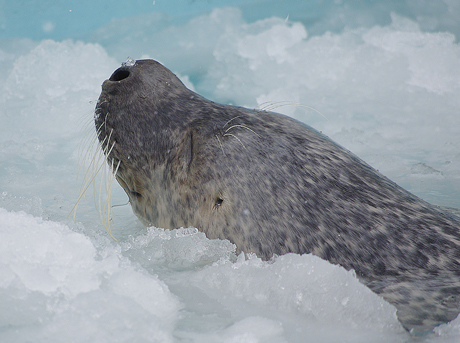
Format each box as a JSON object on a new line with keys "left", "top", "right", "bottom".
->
{"left": 109, "top": 68, "right": 130, "bottom": 82}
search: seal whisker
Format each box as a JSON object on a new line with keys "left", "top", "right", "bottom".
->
{"left": 75, "top": 131, "right": 98, "bottom": 187}
{"left": 256, "top": 101, "right": 287, "bottom": 111}
{"left": 74, "top": 111, "right": 103, "bottom": 183}
{"left": 98, "top": 157, "right": 120, "bottom": 241}
{"left": 259, "top": 101, "right": 328, "bottom": 120}
{"left": 71, "top": 127, "right": 119, "bottom": 242}
{"left": 224, "top": 124, "right": 261, "bottom": 138}
{"left": 223, "top": 133, "right": 247, "bottom": 150}
{"left": 70, "top": 127, "right": 109, "bottom": 219}
{"left": 215, "top": 134, "right": 226, "bottom": 155}
{"left": 86, "top": 139, "right": 114, "bottom": 211}
{"left": 223, "top": 115, "right": 244, "bottom": 129}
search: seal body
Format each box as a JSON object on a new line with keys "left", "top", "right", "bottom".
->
{"left": 95, "top": 59, "right": 460, "bottom": 333}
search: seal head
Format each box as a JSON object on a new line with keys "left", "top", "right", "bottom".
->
{"left": 96, "top": 59, "right": 460, "bottom": 333}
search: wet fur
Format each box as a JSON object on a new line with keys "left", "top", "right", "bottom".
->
{"left": 95, "top": 59, "right": 460, "bottom": 333}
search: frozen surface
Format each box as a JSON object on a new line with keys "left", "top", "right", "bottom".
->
{"left": 0, "top": 209, "right": 180, "bottom": 343}
{"left": 2, "top": 1, "right": 460, "bottom": 342}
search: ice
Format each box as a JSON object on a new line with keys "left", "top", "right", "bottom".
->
{"left": 2, "top": 1, "right": 460, "bottom": 342}
{"left": 2, "top": 40, "right": 118, "bottom": 140}
{"left": 0, "top": 209, "right": 180, "bottom": 342}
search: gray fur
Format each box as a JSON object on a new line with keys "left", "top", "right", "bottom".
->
{"left": 95, "top": 59, "right": 460, "bottom": 334}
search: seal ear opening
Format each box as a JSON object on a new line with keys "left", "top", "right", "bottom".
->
{"left": 214, "top": 198, "right": 224, "bottom": 210}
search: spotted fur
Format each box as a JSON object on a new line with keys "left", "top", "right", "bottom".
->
{"left": 95, "top": 59, "right": 460, "bottom": 333}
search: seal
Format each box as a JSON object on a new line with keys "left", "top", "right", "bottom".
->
{"left": 95, "top": 59, "right": 460, "bottom": 334}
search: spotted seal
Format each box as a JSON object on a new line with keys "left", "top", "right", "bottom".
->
{"left": 95, "top": 59, "right": 460, "bottom": 334}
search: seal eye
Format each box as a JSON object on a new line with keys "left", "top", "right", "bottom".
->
{"left": 214, "top": 198, "right": 224, "bottom": 209}
{"left": 130, "top": 190, "right": 142, "bottom": 199}
{"left": 110, "top": 68, "right": 130, "bottom": 82}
